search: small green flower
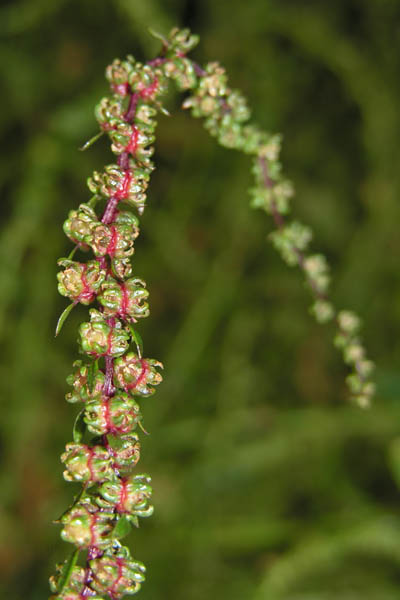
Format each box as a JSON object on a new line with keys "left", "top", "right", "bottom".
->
{"left": 57, "top": 260, "right": 106, "bottom": 305}
{"left": 87, "top": 162, "right": 152, "bottom": 210}
{"left": 65, "top": 361, "right": 105, "bottom": 404}
{"left": 337, "top": 310, "right": 361, "bottom": 335}
{"left": 89, "top": 546, "right": 146, "bottom": 598}
{"left": 98, "top": 277, "right": 149, "bottom": 321}
{"left": 50, "top": 592, "right": 104, "bottom": 600}
{"left": 199, "top": 62, "right": 228, "bottom": 97}
{"left": 60, "top": 498, "right": 114, "bottom": 549}
{"left": 79, "top": 310, "right": 129, "bottom": 357}
{"left": 90, "top": 212, "right": 139, "bottom": 259}
{"left": 49, "top": 564, "right": 86, "bottom": 594}
{"left": 270, "top": 222, "right": 312, "bottom": 266}
{"left": 96, "top": 474, "right": 153, "bottom": 517}
{"left": 166, "top": 27, "right": 200, "bottom": 55}
{"left": 163, "top": 56, "right": 197, "bottom": 90}
{"left": 63, "top": 203, "right": 98, "bottom": 247}
{"left": 106, "top": 56, "right": 135, "bottom": 90}
{"left": 107, "top": 433, "right": 141, "bottom": 473}
{"left": 249, "top": 183, "right": 292, "bottom": 215}
{"left": 107, "top": 121, "right": 155, "bottom": 158}
{"left": 61, "top": 443, "right": 114, "bottom": 485}
{"left": 310, "top": 299, "right": 335, "bottom": 323}
{"left": 84, "top": 393, "right": 141, "bottom": 436}
{"left": 111, "top": 257, "right": 133, "bottom": 280}
{"left": 95, "top": 96, "right": 126, "bottom": 128}
{"left": 113, "top": 352, "right": 163, "bottom": 396}
{"left": 128, "top": 63, "right": 166, "bottom": 100}
{"left": 303, "top": 254, "right": 330, "bottom": 295}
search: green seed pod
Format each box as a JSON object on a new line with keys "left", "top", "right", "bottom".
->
{"left": 66, "top": 360, "right": 105, "bottom": 404}
{"left": 84, "top": 393, "right": 141, "bottom": 436}
{"left": 89, "top": 546, "right": 146, "bottom": 598}
{"left": 113, "top": 352, "right": 163, "bottom": 396}
{"left": 63, "top": 203, "right": 98, "bottom": 247}
{"left": 61, "top": 443, "right": 114, "bottom": 485}
{"left": 57, "top": 260, "right": 106, "bottom": 305}
{"left": 97, "top": 277, "right": 149, "bottom": 321}
{"left": 79, "top": 310, "right": 129, "bottom": 357}
{"left": 96, "top": 474, "right": 153, "bottom": 518}
{"left": 60, "top": 498, "right": 114, "bottom": 549}
{"left": 108, "top": 433, "right": 141, "bottom": 473}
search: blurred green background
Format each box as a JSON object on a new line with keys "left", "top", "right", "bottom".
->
{"left": 1, "top": 0, "right": 400, "bottom": 598}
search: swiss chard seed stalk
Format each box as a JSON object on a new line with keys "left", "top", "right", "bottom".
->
{"left": 51, "top": 27, "right": 375, "bottom": 599}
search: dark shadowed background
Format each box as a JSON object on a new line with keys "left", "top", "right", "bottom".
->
{"left": 1, "top": 1, "right": 400, "bottom": 598}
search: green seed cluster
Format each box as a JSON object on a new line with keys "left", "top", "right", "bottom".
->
{"left": 52, "top": 26, "right": 376, "bottom": 600}
{"left": 49, "top": 29, "right": 200, "bottom": 600}
{"left": 182, "top": 52, "right": 375, "bottom": 406}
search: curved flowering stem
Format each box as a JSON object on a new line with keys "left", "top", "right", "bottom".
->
{"left": 177, "top": 46, "right": 375, "bottom": 408}
{"left": 51, "top": 27, "right": 375, "bottom": 600}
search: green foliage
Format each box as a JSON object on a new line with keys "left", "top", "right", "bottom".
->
{"left": 1, "top": 1, "right": 400, "bottom": 600}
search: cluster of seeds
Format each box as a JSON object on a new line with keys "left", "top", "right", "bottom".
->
{"left": 51, "top": 27, "right": 200, "bottom": 600}
{"left": 52, "top": 26, "right": 376, "bottom": 600}
{"left": 182, "top": 55, "right": 375, "bottom": 406}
